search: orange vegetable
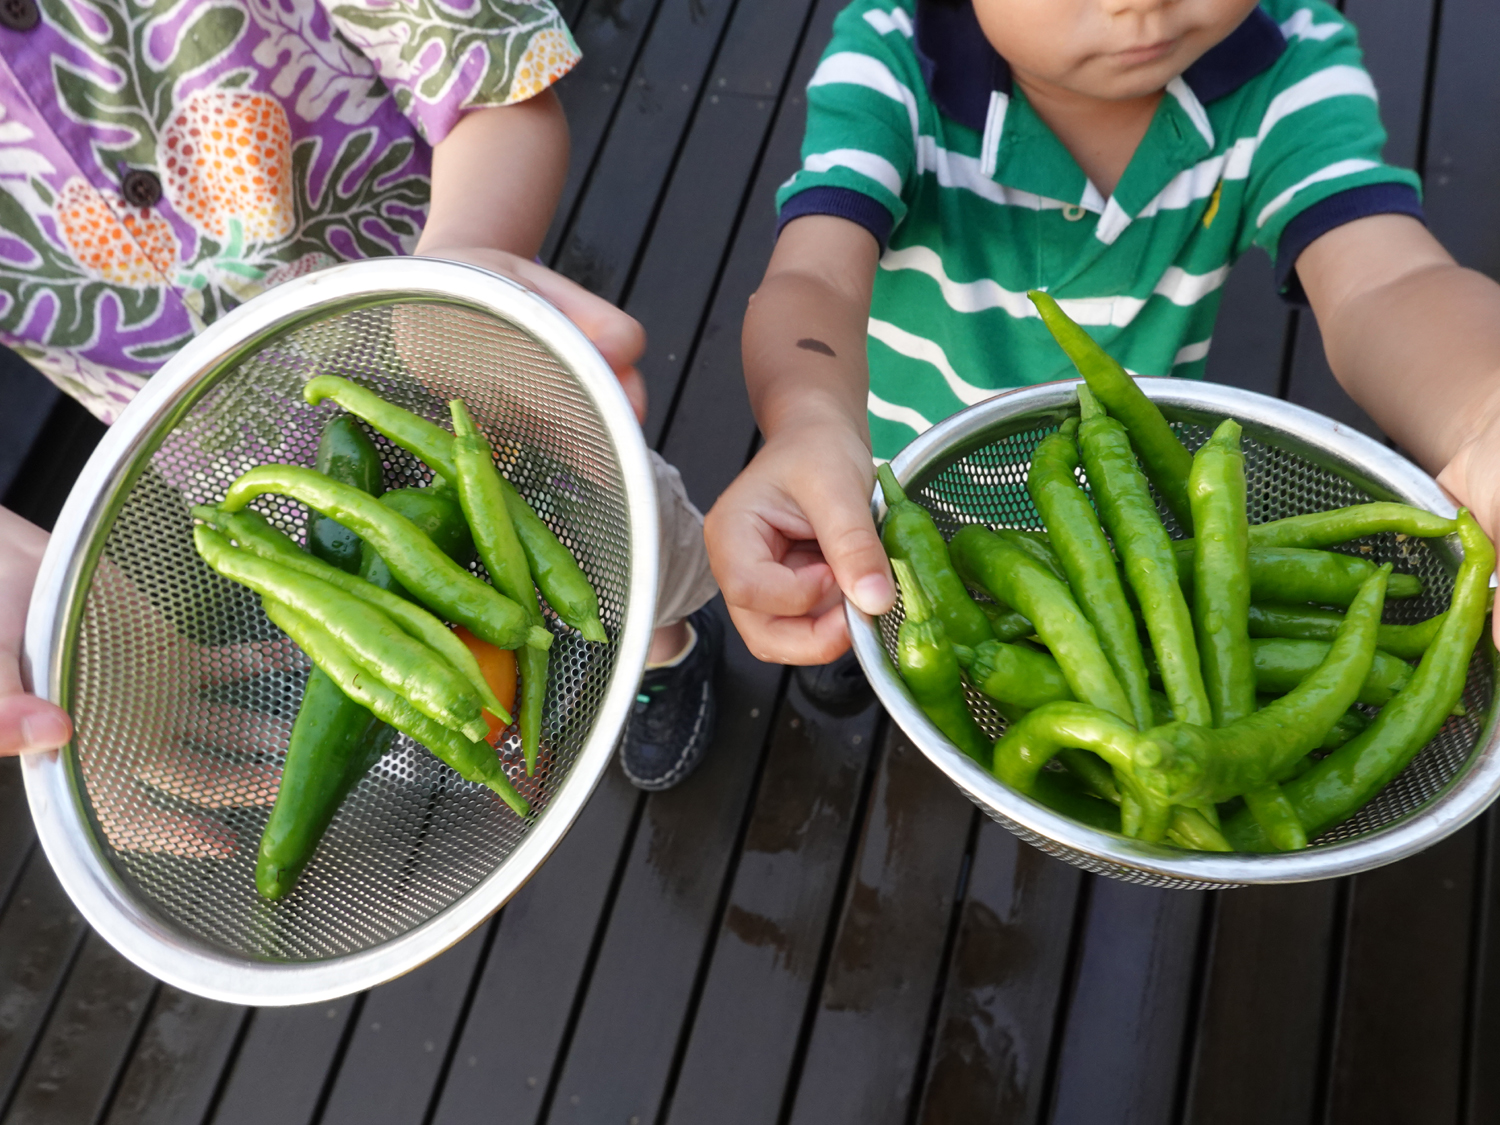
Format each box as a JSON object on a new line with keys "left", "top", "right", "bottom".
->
{"left": 453, "top": 625, "right": 519, "bottom": 745}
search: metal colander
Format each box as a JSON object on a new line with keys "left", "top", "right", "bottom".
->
{"left": 21, "top": 259, "right": 657, "bottom": 1003}
{"left": 848, "top": 379, "right": 1500, "bottom": 889}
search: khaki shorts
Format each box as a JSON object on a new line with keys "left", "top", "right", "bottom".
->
{"left": 650, "top": 450, "right": 719, "bottom": 629}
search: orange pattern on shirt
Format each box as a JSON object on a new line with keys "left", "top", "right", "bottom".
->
{"left": 161, "top": 89, "right": 296, "bottom": 244}
{"left": 509, "top": 28, "right": 578, "bottom": 102}
{"left": 54, "top": 177, "right": 181, "bottom": 287}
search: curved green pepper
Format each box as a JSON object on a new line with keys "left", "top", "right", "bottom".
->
{"left": 891, "top": 559, "right": 992, "bottom": 764}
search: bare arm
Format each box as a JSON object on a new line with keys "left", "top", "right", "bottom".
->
{"left": 704, "top": 215, "right": 892, "bottom": 664}
{"left": 414, "top": 91, "right": 647, "bottom": 418}
{"left": 1299, "top": 213, "right": 1500, "bottom": 639}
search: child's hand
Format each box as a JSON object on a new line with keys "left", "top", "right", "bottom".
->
{"left": 412, "top": 246, "right": 648, "bottom": 423}
{"left": 0, "top": 507, "right": 71, "bottom": 755}
{"left": 705, "top": 418, "right": 893, "bottom": 665}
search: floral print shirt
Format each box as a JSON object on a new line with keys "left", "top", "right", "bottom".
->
{"left": 0, "top": 0, "right": 579, "bottom": 421}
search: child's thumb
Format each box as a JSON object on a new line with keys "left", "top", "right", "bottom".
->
{"left": 810, "top": 501, "right": 894, "bottom": 618}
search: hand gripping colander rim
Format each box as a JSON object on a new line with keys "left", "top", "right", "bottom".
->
{"left": 20, "top": 257, "right": 659, "bottom": 1004}
{"left": 846, "top": 377, "right": 1500, "bottom": 889}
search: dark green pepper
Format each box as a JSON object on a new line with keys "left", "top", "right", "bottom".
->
{"left": 891, "top": 559, "right": 992, "bottom": 764}
{"left": 307, "top": 415, "right": 384, "bottom": 572}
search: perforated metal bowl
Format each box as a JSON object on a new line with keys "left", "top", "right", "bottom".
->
{"left": 849, "top": 379, "right": 1500, "bottom": 889}
{"left": 21, "top": 258, "right": 657, "bottom": 1003}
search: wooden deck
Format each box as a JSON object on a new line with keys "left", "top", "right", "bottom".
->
{"left": 3, "top": 0, "right": 1500, "bottom": 1121}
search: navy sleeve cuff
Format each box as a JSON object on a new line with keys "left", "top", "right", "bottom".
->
{"left": 776, "top": 186, "right": 896, "bottom": 249}
{"left": 1276, "top": 182, "right": 1425, "bottom": 305}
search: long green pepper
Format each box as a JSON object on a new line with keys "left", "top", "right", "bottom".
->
{"left": 877, "top": 464, "right": 994, "bottom": 648}
{"left": 304, "top": 376, "right": 608, "bottom": 641}
{"left": 220, "top": 465, "right": 551, "bottom": 652}
{"left": 194, "top": 525, "right": 491, "bottom": 742}
{"left": 451, "top": 399, "right": 548, "bottom": 774}
{"left": 1028, "top": 415, "right": 1154, "bottom": 729}
{"left": 1189, "top": 418, "right": 1256, "bottom": 727}
{"left": 263, "top": 598, "right": 529, "bottom": 816}
{"left": 1076, "top": 386, "right": 1212, "bottom": 727}
{"left": 892, "top": 559, "right": 992, "bottom": 764}
{"left": 1028, "top": 290, "right": 1195, "bottom": 531}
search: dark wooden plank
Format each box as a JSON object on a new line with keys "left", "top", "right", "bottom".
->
{"left": 0, "top": 349, "right": 58, "bottom": 500}
{"left": 208, "top": 999, "right": 359, "bottom": 1125}
{"left": 1, "top": 392, "right": 107, "bottom": 532}
{"left": 661, "top": 683, "right": 881, "bottom": 1125}
{"left": 0, "top": 761, "right": 35, "bottom": 914}
{"left": 1324, "top": 828, "right": 1478, "bottom": 1125}
{"left": 317, "top": 926, "right": 490, "bottom": 1125}
{"left": 623, "top": 0, "right": 819, "bottom": 446}
{"left": 1044, "top": 879, "right": 1206, "bottom": 1125}
{"left": 428, "top": 770, "right": 638, "bottom": 1125}
{"left": 655, "top": 0, "right": 838, "bottom": 510}
{"left": 544, "top": 0, "right": 668, "bottom": 263}
{"left": 552, "top": 0, "right": 739, "bottom": 302}
{"left": 782, "top": 729, "right": 975, "bottom": 1125}
{"left": 912, "top": 823, "right": 1084, "bottom": 1125}
{"left": 0, "top": 851, "right": 89, "bottom": 1109}
{"left": 1422, "top": 0, "right": 1500, "bottom": 277}
{"left": 1203, "top": 252, "right": 1291, "bottom": 400}
{"left": 97, "top": 985, "right": 243, "bottom": 1125}
{"left": 543, "top": 608, "right": 783, "bottom": 1125}
{"left": 1181, "top": 882, "right": 1340, "bottom": 1125}
{"left": 1464, "top": 815, "right": 1500, "bottom": 1125}
{"left": 1, "top": 933, "right": 154, "bottom": 1125}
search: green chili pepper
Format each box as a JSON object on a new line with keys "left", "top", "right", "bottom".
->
{"left": 451, "top": 399, "right": 548, "bottom": 775}
{"left": 255, "top": 671, "right": 395, "bottom": 899}
{"left": 981, "top": 602, "right": 1035, "bottom": 643}
{"left": 994, "top": 528, "right": 1069, "bottom": 583}
{"left": 304, "top": 375, "right": 607, "bottom": 641}
{"left": 950, "top": 523, "right": 1134, "bottom": 723}
{"left": 1029, "top": 416, "right": 1154, "bottom": 728}
{"left": 1139, "top": 565, "right": 1390, "bottom": 805}
{"left": 1228, "top": 510, "right": 1494, "bottom": 848}
{"left": 307, "top": 415, "right": 385, "bottom": 572}
{"left": 1028, "top": 290, "right": 1194, "bottom": 531}
{"left": 1242, "top": 783, "right": 1307, "bottom": 851}
{"left": 1171, "top": 543, "right": 1422, "bottom": 605}
{"left": 877, "top": 465, "right": 995, "bottom": 648}
{"left": 1248, "top": 602, "right": 1445, "bottom": 660}
{"left": 262, "top": 597, "right": 529, "bottom": 816}
{"left": 1252, "top": 638, "right": 1411, "bottom": 707}
{"left": 1076, "top": 386, "right": 1211, "bottom": 727}
{"left": 1189, "top": 418, "right": 1256, "bottom": 727}
{"left": 193, "top": 506, "right": 510, "bottom": 724}
{"left": 1031, "top": 768, "right": 1123, "bottom": 832}
{"left": 359, "top": 488, "right": 474, "bottom": 599}
{"left": 194, "top": 525, "right": 491, "bottom": 742}
{"left": 891, "top": 559, "right": 992, "bottom": 764}
{"left": 1247, "top": 503, "right": 1456, "bottom": 549}
{"left": 953, "top": 639, "right": 1073, "bottom": 711}
{"left": 221, "top": 465, "right": 551, "bottom": 652}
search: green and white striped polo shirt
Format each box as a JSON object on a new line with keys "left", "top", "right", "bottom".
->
{"left": 776, "top": 0, "right": 1423, "bottom": 461}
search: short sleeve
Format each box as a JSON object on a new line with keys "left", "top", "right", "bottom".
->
{"left": 1242, "top": 3, "right": 1422, "bottom": 298}
{"left": 325, "top": 0, "right": 581, "bottom": 146}
{"left": 775, "top": 0, "right": 922, "bottom": 248}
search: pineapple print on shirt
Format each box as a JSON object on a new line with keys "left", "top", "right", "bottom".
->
{"left": 161, "top": 90, "right": 295, "bottom": 246}
{"left": 54, "top": 178, "right": 182, "bottom": 287}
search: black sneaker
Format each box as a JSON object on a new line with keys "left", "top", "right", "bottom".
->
{"left": 619, "top": 606, "right": 722, "bottom": 791}
{"left": 795, "top": 648, "right": 871, "bottom": 712}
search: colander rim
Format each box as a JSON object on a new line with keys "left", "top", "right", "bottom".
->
{"left": 846, "top": 377, "right": 1500, "bottom": 887}
{"left": 20, "top": 257, "right": 659, "bottom": 1003}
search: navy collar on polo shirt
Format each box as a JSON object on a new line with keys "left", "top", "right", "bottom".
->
{"left": 912, "top": 1, "right": 1289, "bottom": 134}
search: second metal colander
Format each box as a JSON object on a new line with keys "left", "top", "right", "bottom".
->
{"left": 22, "top": 258, "right": 658, "bottom": 1003}
{"left": 849, "top": 379, "right": 1500, "bottom": 890}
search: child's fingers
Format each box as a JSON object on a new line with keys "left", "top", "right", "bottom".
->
{"left": 508, "top": 258, "right": 647, "bottom": 374}
{"left": 0, "top": 694, "right": 72, "bottom": 756}
{"left": 709, "top": 529, "right": 838, "bottom": 618}
{"left": 800, "top": 481, "right": 894, "bottom": 618}
{"left": 727, "top": 601, "right": 852, "bottom": 666}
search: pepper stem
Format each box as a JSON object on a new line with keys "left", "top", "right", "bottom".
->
{"left": 875, "top": 463, "right": 907, "bottom": 507}
{"left": 891, "top": 557, "right": 932, "bottom": 624}
{"left": 1077, "top": 384, "right": 1104, "bottom": 421}
{"left": 448, "top": 398, "right": 481, "bottom": 444}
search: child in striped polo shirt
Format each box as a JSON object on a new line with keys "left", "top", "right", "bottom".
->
{"left": 705, "top": 0, "right": 1500, "bottom": 668}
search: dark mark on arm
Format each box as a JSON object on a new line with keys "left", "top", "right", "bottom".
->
{"left": 796, "top": 338, "right": 837, "bottom": 357}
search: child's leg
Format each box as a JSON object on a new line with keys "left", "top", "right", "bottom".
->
{"left": 620, "top": 452, "right": 720, "bottom": 790}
